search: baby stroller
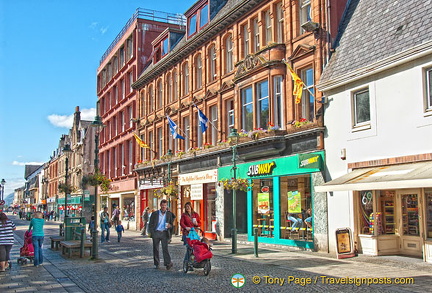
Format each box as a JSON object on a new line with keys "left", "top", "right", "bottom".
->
{"left": 182, "top": 228, "right": 213, "bottom": 276}
{"left": 17, "top": 230, "right": 34, "bottom": 265}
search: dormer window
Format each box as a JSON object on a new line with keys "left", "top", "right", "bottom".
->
{"left": 161, "top": 38, "right": 169, "bottom": 56}
{"left": 186, "top": 2, "right": 209, "bottom": 37}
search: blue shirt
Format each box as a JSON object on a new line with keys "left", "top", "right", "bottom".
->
{"left": 29, "top": 218, "right": 45, "bottom": 237}
{"left": 156, "top": 210, "right": 167, "bottom": 231}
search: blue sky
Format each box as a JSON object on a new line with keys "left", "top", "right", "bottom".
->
{"left": 0, "top": 0, "right": 197, "bottom": 197}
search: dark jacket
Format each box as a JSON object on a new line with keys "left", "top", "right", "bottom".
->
{"left": 148, "top": 210, "right": 176, "bottom": 239}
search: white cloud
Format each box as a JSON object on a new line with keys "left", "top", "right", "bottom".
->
{"left": 47, "top": 108, "right": 96, "bottom": 128}
{"left": 100, "top": 26, "right": 108, "bottom": 35}
{"left": 12, "top": 161, "right": 44, "bottom": 166}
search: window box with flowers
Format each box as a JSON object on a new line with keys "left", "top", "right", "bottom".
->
{"left": 218, "top": 178, "right": 253, "bottom": 192}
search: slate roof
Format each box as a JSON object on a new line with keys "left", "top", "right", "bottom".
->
{"left": 319, "top": 0, "right": 432, "bottom": 89}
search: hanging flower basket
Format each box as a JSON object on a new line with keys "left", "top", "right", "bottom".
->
{"left": 161, "top": 183, "right": 179, "bottom": 198}
{"left": 58, "top": 183, "right": 74, "bottom": 194}
{"left": 81, "top": 173, "right": 111, "bottom": 193}
{"left": 218, "top": 178, "right": 253, "bottom": 192}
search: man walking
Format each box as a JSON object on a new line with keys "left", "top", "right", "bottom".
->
{"left": 148, "top": 200, "right": 175, "bottom": 270}
{"left": 111, "top": 206, "right": 120, "bottom": 228}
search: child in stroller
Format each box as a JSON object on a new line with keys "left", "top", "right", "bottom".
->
{"left": 183, "top": 228, "right": 213, "bottom": 276}
{"left": 17, "top": 230, "right": 34, "bottom": 265}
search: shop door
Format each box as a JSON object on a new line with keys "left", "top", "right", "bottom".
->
{"left": 397, "top": 190, "right": 423, "bottom": 257}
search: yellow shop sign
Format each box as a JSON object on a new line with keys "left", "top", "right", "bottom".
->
{"left": 247, "top": 161, "right": 276, "bottom": 177}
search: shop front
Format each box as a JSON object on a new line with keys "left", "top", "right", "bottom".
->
{"left": 218, "top": 152, "right": 325, "bottom": 249}
{"left": 316, "top": 161, "right": 432, "bottom": 262}
{"left": 179, "top": 169, "right": 218, "bottom": 240}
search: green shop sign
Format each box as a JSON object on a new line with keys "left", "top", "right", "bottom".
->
{"left": 218, "top": 151, "right": 324, "bottom": 179}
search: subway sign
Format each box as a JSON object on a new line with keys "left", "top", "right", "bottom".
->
{"left": 299, "top": 153, "right": 322, "bottom": 169}
{"left": 247, "top": 161, "right": 276, "bottom": 177}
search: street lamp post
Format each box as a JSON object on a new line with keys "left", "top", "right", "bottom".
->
{"left": 0, "top": 179, "right": 6, "bottom": 201}
{"left": 91, "top": 115, "right": 104, "bottom": 260}
{"left": 228, "top": 128, "right": 239, "bottom": 254}
{"left": 63, "top": 144, "right": 72, "bottom": 219}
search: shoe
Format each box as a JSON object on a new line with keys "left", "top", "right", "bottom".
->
{"left": 154, "top": 265, "right": 159, "bottom": 269}
{"left": 107, "top": 240, "right": 110, "bottom": 243}
{"left": 166, "top": 262, "right": 173, "bottom": 270}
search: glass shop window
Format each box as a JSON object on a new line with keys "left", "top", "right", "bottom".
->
{"left": 252, "top": 178, "right": 274, "bottom": 238}
{"left": 359, "top": 190, "right": 374, "bottom": 235}
{"left": 426, "top": 189, "right": 432, "bottom": 239}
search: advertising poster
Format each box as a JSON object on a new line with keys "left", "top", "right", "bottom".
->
{"left": 257, "top": 193, "right": 270, "bottom": 214}
{"left": 288, "top": 191, "right": 301, "bottom": 213}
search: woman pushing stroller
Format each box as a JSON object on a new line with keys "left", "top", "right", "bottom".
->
{"left": 180, "top": 202, "right": 201, "bottom": 266}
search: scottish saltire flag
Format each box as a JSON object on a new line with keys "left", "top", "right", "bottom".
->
{"left": 167, "top": 116, "right": 185, "bottom": 140}
{"left": 196, "top": 105, "right": 209, "bottom": 133}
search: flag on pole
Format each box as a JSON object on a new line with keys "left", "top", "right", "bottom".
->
{"left": 133, "top": 133, "right": 150, "bottom": 149}
{"left": 287, "top": 64, "right": 304, "bottom": 104}
{"left": 167, "top": 116, "right": 185, "bottom": 140}
{"left": 195, "top": 105, "right": 209, "bottom": 133}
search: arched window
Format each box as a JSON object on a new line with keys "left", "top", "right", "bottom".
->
{"left": 157, "top": 79, "right": 163, "bottom": 109}
{"left": 208, "top": 45, "right": 216, "bottom": 81}
{"left": 167, "top": 72, "right": 172, "bottom": 103}
{"left": 182, "top": 62, "right": 189, "bottom": 95}
{"left": 195, "top": 54, "right": 202, "bottom": 89}
{"left": 173, "top": 69, "right": 178, "bottom": 100}
{"left": 225, "top": 35, "right": 233, "bottom": 73}
{"left": 148, "top": 84, "right": 154, "bottom": 112}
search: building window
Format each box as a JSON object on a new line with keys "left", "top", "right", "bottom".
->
{"left": 195, "top": 54, "right": 202, "bottom": 90}
{"left": 352, "top": 88, "right": 371, "bottom": 128}
{"left": 188, "top": 14, "right": 197, "bottom": 36}
{"left": 252, "top": 178, "right": 274, "bottom": 239}
{"left": 276, "top": 2, "right": 284, "bottom": 43}
{"left": 173, "top": 70, "right": 178, "bottom": 100}
{"left": 158, "top": 128, "right": 163, "bottom": 159}
{"left": 200, "top": 4, "right": 209, "bottom": 28}
{"left": 113, "top": 56, "right": 118, "bottom": 75}
{"left": 120, "top": 46, "right": 125, "bottom": 66}
{"left": 182, "top": 63, "right": 189, "bottom": 95}
{"left": 149, "top": 131, "right": 154, "bottom": 160}
{"left": 253, "top": 18, "right": 260, "bottom": 52}
{"left": 210, "top": 105, "right": 218, "bottom": 145}
{"left": 121, "top": 111, "right": 125, "bottom": 132}
{"left": 301, "top": 68, "right": 315, "bottom": 122}
{"left": 241, "top": 86, "right": 254, "bottom": 131}
{"left": 149, "top": 85, "right": 154, "bottom": 112}
{"left": 128, "top": 105, "right": 133, "bottom": 128}
{"left": 128, "top": 139, "right": 133, "bottom": 174}
{"left": 264, "top": 10, "right": 272, "bottom": 45}
{"left": 426, "top": 189, "right": 432, "bottom": 239}
{"left": 129, "top": 72, "right": 133, "bottom": 93}
{"left": 209, "top": 45, "right": 216, "bottom": 81}
{"left": 242, "top": 24, "right": 249, "bottom": 58}
{"left": 127, "top": 37, "right": 133, "bottom": 60}
{"left": 273, "top": 75, "right": 284, "bottom": 129}
{"left": 157, "top": 80, "right": 163, "bottom": 109}
{"left": 257, "top": 80, "right": 269, "bottom": 129}
{"left": 167, "top": 73, "right": 172, "bottom": 103}
{"left": 162, "top": 38, "right": 169, "bottom": 56}
{"left": 300, "top": 0, "right": 311, "bottom": 34}
{"left": 225, "top": 35, "right": 233, "bottom": 73}
{"left": 114, "top": 86, "right": 118, "bottom": 104}
{"left": 279, "top": 175, "right": 312, "bottom": 240}
{"left": 183, "top": 116, "right": 190, "bottom": 151}
{"left": 426, "top": 67, "right": 432, "bottom": 111}
{"left": 121, "top": 79, "right": 125, "bottom": 100}
{"left": 120, "top": 143, "right": 125, "bottom": 176}
{"left": 227, "top": 99, "right": 234, "bottom": 132}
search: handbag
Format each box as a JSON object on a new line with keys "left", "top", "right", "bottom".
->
{"left": 107, "top": 222, "right": 112, "bottom": 228}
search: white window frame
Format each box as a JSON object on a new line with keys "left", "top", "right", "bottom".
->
{"left": 276, "top": 2, "right": 284, "bottom": 43}
{"left": 352, "top": 87, "right": 371, "bottom": 130}
{"left": 225, "top": 36, "right": 233, "bottom": 73}
{"left": 301, "top": 68, "right": 315, "bottom": 122}
{"left": 273, "top": 75, "right": 284, "bottom": 129}
{"left": 265, "top": 10, "right": 272, "bottom": 45}
{"left": 195, "top": 55, "right": 202, "bottom": 89}
{"left": 210, "top": 105, "right": 218, "bottom": 145}
{"left": 425, "top": 67, "right": 432, "bottom": 112}
{"left": 253, "top": 18, "right": 260, "bottom": 52}
{"left": 209, "top": 46, "right": 216, "bottom": 81}
{"left": 300, "top": 0, "right": 311, "bottom": 34}
{"left": 243, "top": 24, "right": 249, "bottom": 57}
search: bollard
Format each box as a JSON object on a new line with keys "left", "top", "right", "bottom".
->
{"left": 80, "top": 228, "right": 85, "bottom": 258}
{"left": 254, "top": 228, "right": 259, "bottom": 257}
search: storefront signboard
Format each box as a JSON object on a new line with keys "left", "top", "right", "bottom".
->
{"left": 247, "top": 161, "right": 276, "bottom": 177}
{"left": 288, "top": 191, "right": 302, "bottom": 213}
{"left": 298, "top": 153, "right": 322, "bottom": 169}
{"left": 84, "top": 190, "right": 90, "bottom": 201}
{"left": 179, "top": 169, "right": 217, "bottom": 185}
{"left": 139, "top": 178, "right": 164, "bottom": 189}
{"left": 190, "top": 184, "right": 203, "bottom": 200}
{"left": 335, "top": 227, "right": 356, "bottom": 259}
{"left": 258, "top": 193, "right": 270, "bottom": 214}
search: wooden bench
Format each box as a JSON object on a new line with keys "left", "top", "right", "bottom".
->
{"left": 60, "top": 240, "right": 93, "bottom": 258}
{"left": 50, "top": 236, "right": 64, "bottom": 250}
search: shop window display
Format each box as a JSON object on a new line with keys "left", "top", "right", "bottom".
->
{"left": 359, "top": 190, "right": 374, "bottom": 235}
{"left": 279, "top": 175, "right": 311, "bottom": 240}
{"left": 426, "top": 189, "right": 432, "bottom": 239}
{"left": 252, "top": 179, "right": 273, "bottom": 238}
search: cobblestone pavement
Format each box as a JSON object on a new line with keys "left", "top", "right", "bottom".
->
{"left": 1, "top": 214, "right": 432, "bottom": 292}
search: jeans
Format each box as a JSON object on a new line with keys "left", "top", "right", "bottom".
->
{"left": 32, "top": 236, "right": 44, "bottom": 266}
{"left": 117, "top": 232, "right": 122, "bottom": 242}
{"left": 100, "top": 223, "right": 110, "bottom": 242}
{"left": 288, "top": 216, "right": 301, "bottom": 229}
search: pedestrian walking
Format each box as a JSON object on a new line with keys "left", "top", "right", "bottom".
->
{"left": 116, "top": 220, "right": 125, "bottom": 242}
{"left": 111, "top": 206, "right": 120, "bottom": 228}
{"left": 141, "top": 207, "right": 150, "bottom": 236}
{"left": 0, "top": 213, "right": 16, "bottom": 272}
{"left": 180, "top": 202, "right": 201, "bottom": 263}
{"left": 148, "top": 199, "right": 175, "bottom": 270}
{"left": 28, "top": 211, "right": 45, "bottom": 267}
{"left": 99, "top": 207, "right": 111, "bottom": 243}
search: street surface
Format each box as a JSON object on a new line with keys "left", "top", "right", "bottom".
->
{"left": 1, "top": 214, "right": 432, "bottom": 292}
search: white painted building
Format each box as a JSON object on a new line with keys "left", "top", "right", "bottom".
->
{"left": 316, "top": 0, "right": 432, "bottom": 261}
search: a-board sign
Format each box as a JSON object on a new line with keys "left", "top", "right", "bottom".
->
{"left": 335, "top": 227, "right": 356, "bottom": 259}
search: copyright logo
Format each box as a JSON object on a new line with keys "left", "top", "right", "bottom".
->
{"left": 252, "top": 276, "right": 261, "bottom": 284}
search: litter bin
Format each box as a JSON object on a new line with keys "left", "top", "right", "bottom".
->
{"left": 64, "top": 217, "right": 86, "bottom": 241}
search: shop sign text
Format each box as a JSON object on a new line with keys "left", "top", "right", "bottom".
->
{"left": 247, "top": 162, "right": 276, "bottom": 177}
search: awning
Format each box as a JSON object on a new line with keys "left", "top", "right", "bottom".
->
{"left": 315, "top": 161, "right": 432, "bottom": 192}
